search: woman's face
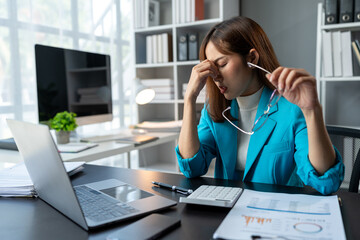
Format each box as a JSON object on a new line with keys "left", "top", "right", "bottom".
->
{"left": 205, "top": 41, "right": 261, "bottom": 100}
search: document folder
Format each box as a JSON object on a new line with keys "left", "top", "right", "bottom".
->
{"left": 339, "top": 0, "right": 354, "bottom": 23}
{"left": 325, "top": 0, "right": 338, "bottom": 24}
{"left": 355, "top": 0, "right": 360, "bottom": 22}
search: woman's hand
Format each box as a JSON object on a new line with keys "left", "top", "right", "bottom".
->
{"left": 267, "top": 67, "right": 336, "bottom": 175}
{"left": 185, "top": 59, "right": 219, "bottom": 102}
{"left": 266, "top": 67, "right": 320, "bottom": 111}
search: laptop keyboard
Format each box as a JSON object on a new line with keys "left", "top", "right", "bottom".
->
{"left": 74, "top": 185, "right": 139, "bottom": 222}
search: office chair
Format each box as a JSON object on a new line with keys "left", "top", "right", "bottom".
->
{"left": 327, "top": 125, "right": 360, "bottom": 193}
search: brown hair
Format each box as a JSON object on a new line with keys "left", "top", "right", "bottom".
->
{"left": 199, "top": 16, "right": 280, "bottom": 122}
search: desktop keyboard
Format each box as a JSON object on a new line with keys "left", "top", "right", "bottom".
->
{"left": 74, "top": 185, "right": 139, "bottom": 222}
{"left": 179, "top": 185, "right": 243, "bottom": 208}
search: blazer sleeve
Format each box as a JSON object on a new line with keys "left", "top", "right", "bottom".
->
{"left": 292, "top": 110, "right": 345, "bottom": 195}
{"left": 175, "top": 106, "right": 218, "bottom": 178}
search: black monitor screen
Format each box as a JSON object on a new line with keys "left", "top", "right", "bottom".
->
{"left": 35, "top": 44, "right": 112, "bottom": 125}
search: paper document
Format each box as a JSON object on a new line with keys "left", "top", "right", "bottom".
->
{"left": 0, "top": 162, "right": 85, "bottom": 197}
{"left": 116, "top": 135, "right": 159, "bottom": 145}
{"left": 213, "top": 189, "right": 346, "bottom": 240}
{"left": 57, "top": 142, "right": 98, "bottom": 153}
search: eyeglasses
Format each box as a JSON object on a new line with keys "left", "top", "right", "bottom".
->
{"left": 221, "top": 62, "right": 281, "bottom": 135}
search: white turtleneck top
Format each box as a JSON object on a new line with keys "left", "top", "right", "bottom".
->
{"left": 235, "top": 87, "right": 264, "bottom": 171}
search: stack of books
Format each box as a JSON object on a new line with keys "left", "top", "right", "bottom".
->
{"left": 322, "top": 31, "right": 360, "bottom": 77}
{"left": 141, "top": 79, "right": 174, "bottom": 100}
{"left": 175, "top": 0, "right": 204, "bottom": 24}
{"left": 134, "top": 0, "right": 160, "bottom": 29}
{"left": 77, "top": 87, "right": 110, "bottom": 104}
{"left": 146, "top": 33, "right": 172, "bottom": 64}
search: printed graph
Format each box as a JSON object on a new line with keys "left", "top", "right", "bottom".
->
{"left": 243, "top": 215, "right": 272, "bottom": 226}
{"left": 293, "top": 222, "right": 323, "bottom": 233}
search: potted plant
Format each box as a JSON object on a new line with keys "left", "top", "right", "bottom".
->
{"left": 49, "top": 111, "right": 78, "bottom": 144}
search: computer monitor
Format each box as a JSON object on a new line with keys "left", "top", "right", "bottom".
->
{"left": 35, "top": 44, "right": 112, "bottom": 126}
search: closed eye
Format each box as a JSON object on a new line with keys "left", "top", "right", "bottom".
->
{"left": 218, "top": 63, "right": 227, "bottom": 68}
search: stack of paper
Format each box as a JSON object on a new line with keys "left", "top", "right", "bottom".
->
{"left": 0, "top": 162, "right": 85, "bottom": 197}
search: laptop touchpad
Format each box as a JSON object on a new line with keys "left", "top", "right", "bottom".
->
{"left": 100, "top": 184, "right": 153, "bottom": 203}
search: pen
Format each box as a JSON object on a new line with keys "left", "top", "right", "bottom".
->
{"left": 251, "top": 235, "right": 289, "bottom": 239}
{"left": 338, "top": 196, "right": 343, "bottom": 207}
{"left": 152, "top": 181, "right": 193, "bottom": 195}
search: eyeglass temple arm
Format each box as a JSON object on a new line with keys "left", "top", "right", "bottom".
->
{"left": 222, "top": 107, "right": 254, "bottom": 135}
{"left": 247, "top": 62, "right": 272, "bottom": 75}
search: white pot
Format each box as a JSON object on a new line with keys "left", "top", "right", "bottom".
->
{"left": 56, "top": 131, "right": 70, "bottom": 144}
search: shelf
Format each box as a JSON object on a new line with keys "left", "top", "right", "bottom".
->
{"left": 133, "top": 0, "right": 239, "bottom": 173}
{"left": 321, "top": 21, "right": 360, "bottom": 31}
{"left": 134, "top": 24, "right": 173, "bottom": 33}
{"left": 177, "top": 99, "right": 205, "bottom": 104}
{"left": 136, "top": 62, "right": 174, "bottom": 68}
{"left": 149, "top": 100, "right": 176, "bottom": 104}
{"left": 67, "top": 66, "right": 108, "bottom": 73}
{"left": 71, "top": 102, "right": 109, "bottom": 106}
{"left": 176, "top": 60, "right": 200, "bottom": 66}
{"left": 316, "top": 2, "right": 360, "bottom": 129}
{"left": 319, "top": 76, "right": 360, "bottom": 82}
{"left": 175, "top": 18, "right": 222, "bottom": 31}
{"left": 136, "top": 61, "right": 200, "bottom": 67}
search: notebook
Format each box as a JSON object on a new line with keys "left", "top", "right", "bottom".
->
{"left": 7, "top": 119, "right": 177, "bottom": 231}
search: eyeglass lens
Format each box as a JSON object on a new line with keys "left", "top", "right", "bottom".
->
{"left": 269, "top": 89, "right": 281, "bottom": 107}
{"left": 252, "top": 113, "right": 269, "bottom": 132}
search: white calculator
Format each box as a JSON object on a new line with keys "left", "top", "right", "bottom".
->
{"left": 179, "top": 185, "right": 243, "bottom": 208}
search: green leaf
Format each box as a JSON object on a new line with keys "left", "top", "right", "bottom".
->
{"left": 49, "top": 111, "right": 78, "bottom": 132}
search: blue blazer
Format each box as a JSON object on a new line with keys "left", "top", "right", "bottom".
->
{"left": 176, "top": 87, "right": 344, "bottom": 195}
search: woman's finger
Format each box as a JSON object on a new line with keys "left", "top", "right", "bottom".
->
{"left": 277, "top": 67, "right": 291, "bottom": 92}
{"left": 289, "top": 76, "right": 316, "bottom": 91}
{"left": 284, "top": 69, "right": 307, "bottom": 92}
{"left": 268, "top": 66, "right": 284, "bottom": 86}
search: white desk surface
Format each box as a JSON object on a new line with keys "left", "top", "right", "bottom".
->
{"left": 0, "top": 131, "right": 179, "bottom": 169}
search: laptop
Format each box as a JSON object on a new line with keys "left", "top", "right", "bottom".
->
{"left": 7, "top": 119, "right": 177, "bottom": 231}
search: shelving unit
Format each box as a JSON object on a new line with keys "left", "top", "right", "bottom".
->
{"left": 315, "top": 2, "right": 360, "bottom": 129}
{"left": 64, "top": 52, "right": 112, "bottom": 126}
{"left": 132, "top": 0, "right": 239, "bottom": 172}
{"left": 316, "top": 3, "right": 360, "bottom": 189}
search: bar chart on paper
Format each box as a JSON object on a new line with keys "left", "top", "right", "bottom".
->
{"left": 213, "top": 190, "right": 346, "bottom": 240}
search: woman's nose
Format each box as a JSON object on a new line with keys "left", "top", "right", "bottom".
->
{"left": 213, "top": 74, "right": 223, "bottom": 82}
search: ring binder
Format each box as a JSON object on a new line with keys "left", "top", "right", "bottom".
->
{"left": 355, "top": 0, "right": 360, "bottom": 22}
{"left": 325, "top": 0, "right": 338, "bottom": 24}
{"left": 339, "top": 0, "right": 354, "bottom": 23}
{"left": 188, "top": 33, "right": 199, "bottom": 60}
{"left": 178, "top": 34, "right": 188, "bottom": 61}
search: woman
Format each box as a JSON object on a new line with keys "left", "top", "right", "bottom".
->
{"left": 176, "top": 16, "right": 344, "bottom": 195}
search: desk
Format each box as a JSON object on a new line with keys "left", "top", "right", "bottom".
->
{"left": 0, "top": 131, "right": 179, "bottom": 169}
{"left": 0, "top": 165, "right": 359, "bottom": 240}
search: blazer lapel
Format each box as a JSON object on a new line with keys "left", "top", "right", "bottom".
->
{"left": 244, "top": 87, "right": 278, "bottom": 180}
{"left": 214, "top": 100, "right": 239, "bottom": 179}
